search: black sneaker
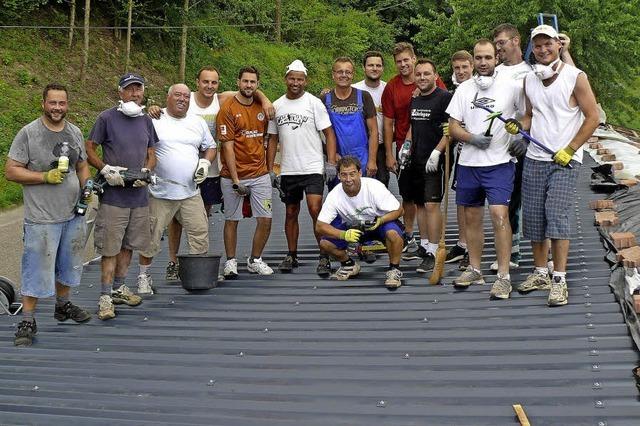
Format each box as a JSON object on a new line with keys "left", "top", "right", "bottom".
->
{"left": 316, "top": 256, "right": 332, "bottom": 277}
{"left": 14, "top": 320, "right": 37, "bottom": 346}
{"left": 445, "top": 244, "right": 467, "bottom": 263}
{"left": 165, "top": 261, "right": 179, "bottom": 281}
{"left": 416, "top": 253, "right": 435, "bottom": 273}
{"left": 402, "top": 235, "right": 418, "bottom": 253}
{"left": 54, "top": 301, "right": 92, "bottom": 323}
{"left": 279, "top": 254, "right": 299, "bottom": 272}
{"left": 458, "top": 252, "right": 470, "bottom": 271}
{"left": 402, "top": 244, "right": 427, "bottom": 261}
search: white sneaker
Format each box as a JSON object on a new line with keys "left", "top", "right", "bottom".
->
{"left": 490, "top": 259, "right": 519, "bottom": 271}
{"left": 247, "top": 257, "right": 274, "bottom": 275}
{"left": 137, "top": 274, "right": 154, "bottom": 295}
{"left": 223, "top": 258, "right": 238, "bottom": 278}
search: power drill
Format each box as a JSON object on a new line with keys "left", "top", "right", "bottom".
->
{"left": 397, "top": 139, "right": 412, "bottom": 176}
{"left": 75, "top": 179, "right": 101, "bottom": 216}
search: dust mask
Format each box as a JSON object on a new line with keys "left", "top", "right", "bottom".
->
{"left": 533, "top": 58, "right": 561, "bottom": 80}
{"left": 473, "top": 71, "right": 496, "bottom": 90}
{"left": 118, "top": 100, "right": 145, "bottom": 117}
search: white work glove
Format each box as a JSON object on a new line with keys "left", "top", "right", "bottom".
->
{"left": 132, "top": 168, "right": 151, "bottom": 187}
{"left": 324, "top": 162, "right": 337, "bottom": 184}
{"left": 194, "top": 159, "right": 211, "bottom": 184}
{"left": 468, "top": 134, "right": 492, "bottom": 150}
{"left": 425, "top": 150, "right": 441, "bottom": 173}
{"left": 100, "top": 165, "right": 127, "bottom": 187}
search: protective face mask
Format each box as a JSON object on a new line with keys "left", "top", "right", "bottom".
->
{"left": 118, "top": 100, "right": 145, "bottom": 117}
{"left": 533, "top": 57, "right": 561, "bottom": 80}
{"left": 473, "top": 71, "right": 496, "bottom": 90}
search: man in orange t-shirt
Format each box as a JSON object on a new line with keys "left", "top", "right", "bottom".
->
{"left": 217, "top": 66, "right": 275, "bottom": 278}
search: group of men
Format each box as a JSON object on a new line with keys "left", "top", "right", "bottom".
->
{"left": 7, "top": 22, "right": 598, "bottom": 346}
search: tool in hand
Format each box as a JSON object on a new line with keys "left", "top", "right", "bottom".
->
{"left": 396, "top": 139, "right": 412, "bottom": 178}
{"left": 471, "top": 100, "right": 572, "bottom": 168}
{"left": 429, "top": 131, "right": 450, "bottom": 285}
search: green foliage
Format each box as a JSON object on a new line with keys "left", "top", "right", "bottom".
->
{"left": 0, "top": 0, "right": 50, "bottom": 21}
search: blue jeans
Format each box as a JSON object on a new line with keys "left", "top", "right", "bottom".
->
{"left": 21, "top": 215, "right": 86, "bottom": 298}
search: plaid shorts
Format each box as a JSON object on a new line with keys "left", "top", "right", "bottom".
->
{"left": 522, "top": 158, "right": 580, "bottom": 241}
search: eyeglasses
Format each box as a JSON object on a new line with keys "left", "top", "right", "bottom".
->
{"left": 494, "top": 37, "right": 514, "bottom": 48}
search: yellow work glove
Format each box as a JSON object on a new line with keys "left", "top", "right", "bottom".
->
{"left": 339, "top": 229, "right": 363, "bottom": 243}
{"left": 365, "top": 217, "right": 384, "bottom": 231}
{"left": 43, "top": 169, "right": 65, "bottom": 184}
{"left": 504, "top": 118, "right": 521, "bottom": 135}
{"left": 442, "top": 122, "right": 449, "bottom": 137}
{"left": 553, "top": 145, "right": 576, "bottom": 166}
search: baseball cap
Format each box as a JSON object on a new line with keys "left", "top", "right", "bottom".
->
{"left": 285, "top": 60, "right": 307, "bottom": 76}
{"left": 531, "top": 24, "right": 559, "bottom": 40}
{"left": 118, "top": 73, "right": 145, "bottom": 89}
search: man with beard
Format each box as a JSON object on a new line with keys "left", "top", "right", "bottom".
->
{"left": 6, "top": 83, "right": 92, "bottom": 345}
{"left": 137, "top": 84, "right": 216, "bottom": 287}
{"left": 86, "top": 73, "right": 157, "bottom": 320}
{"left": 401, "top": 59, "right": 452, "bottom": 273}
{"left": 446, "top": 39, "right": 523, "bottom": 300}
{"left": 266, "top": 60, "right": 337, "bottom": 275}
{"left": 352, "top": 51, "right": 388, "bottom": 185}
{"left": 217, "top": 66, "right": 274, "bottom": 277}
{"left": 507, "top": 25, "right": 598, "bottom": 306}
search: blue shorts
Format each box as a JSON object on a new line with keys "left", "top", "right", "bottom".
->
{"left": 321, "top": 217, "right": 405, "bottom": 250}
{"left": 21, "top": 215, "right": 86, "bottom": 298}
{"left": 455, "top": 162, "right": 515, "bottom": 207}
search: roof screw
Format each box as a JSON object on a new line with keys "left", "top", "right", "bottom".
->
{"left": 598, "top": 421, "right": 608, "bottom": 426}
{"left": 590, "top": 349, "right": 599, "bottom": 356}
{"left": 584, "top": 293, "right": 591, "bottom": 298}
{"left": 593, "top": 381, "right": 602, "bottom": 389}
{"left": 588, "top": 336, "right": 597, "bottom": 342}
{"left": 376, "top": 400, "right": 386, "bottom": 408}
{"left": 295, "top": 301, "right": 300, "bottom": 305}
{"left": 32, "top": 385, "right": 39, "bottom": 391}
{"left": 143, "top": 317, "right": 148, "bottom": 321}
{"left": 592, "top": 363, "right": 600, "bottom": 371}
{"left": 583, "top": 285, "right": 590, "bottom": 290}
{"left": 585, "top": 313, "right": 593, "bottom": 318}
{"left": 403, "top": 353, "right": 410, "bottom": 359}
{"left": 594, "top": 400, "right": 605, "bottom": 408}
{"left": 587, "top": 323, "right": 594, "bottom": 329}
{"left": 208, "top": 379, "right": 216, "bottom": 387}
{"left": 585, "top": 302, "right": 592, "bottom": 307}
{"left": 422, "top": 317, "right": 429, "bottom": 323}
{"left": 170, "top": 300, "right": 175, "bottom": 305}
{"left": 237, "top": 351, "right": 244, "bottom": 357}
{"left": 88, "top": 284, "right": 93, "bottom": 288}
{"left": 263, "top": 328, "right": 269, "bottom": 333}
{"left": 96, "top": 347, "right": 101, "bottom": 352}
{"left": 432, "top": 299, "right": 438, "bottom": 304}
{"left": 313, "top": 286, "right": 317, "bottom": 290}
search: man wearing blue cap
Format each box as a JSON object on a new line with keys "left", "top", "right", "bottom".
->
{"left": 85, "top": 73, "right": 158, "bottom": 320}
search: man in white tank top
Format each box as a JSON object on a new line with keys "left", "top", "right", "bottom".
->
{"left": 506, "top": 24, "right": 599, "bottom": 307}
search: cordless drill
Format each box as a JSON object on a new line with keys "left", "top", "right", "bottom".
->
{"left": 397, "top": 139, "right": 412, "bottom": 176}
{"left": 75, "top": 179, "right": 100, "bottom": 216}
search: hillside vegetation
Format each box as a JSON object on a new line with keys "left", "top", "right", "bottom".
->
{"left": 1, "top": 0, "right": 638, "bottom": 208}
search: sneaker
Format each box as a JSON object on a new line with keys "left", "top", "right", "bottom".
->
{"left": 517, "top": 271, "right": 552, "bottom": 293}
{"left": 137, "top": 274, "right": 155, "bottom": 295}
{"left": 402, "top": 244, "right": 427, "bottom": 261}
{"left": 548, "top": 276, "right": 568, "bottom": 306}
{"left": 247, "top": 257, "right": 274, "bottom": 275}
{"left": 98, "top": 294, "right": 116, "bottom": 321}
{"left": 54, "top": 301, "right": 91, "bottom": 323}
{"left": 490, "top": 259, "right": 520, "bottom": 271}
{"left": 166, "top": 261, "right": 179, "bottom": 281}
{"left": 334, "top": 261, "right": 361, "bottom": 281}
{"left": 490, "top": 276, "right": 512, "bottom": 300}
{"left": 416, "top": 253, "right": 435, "bottom": 273}
{"left": 278, "top": 254, "right": 299, "bottom": 272}
{"left": 453, "top": 265, "right": 485, "bottom": 288}
{"left": 316, "top": 256, "right": 332, "bottom": 277}
{"left": 223, "top": 258, "right": 238, "bottom": 278}
{"left": 112, "top": 285, "right": 142, "bottom": 306}
{"left": 14, "top": 320, "right": 37, "bottom": 346}
{"left": 385, "top": 268, "right": 403, "bottom": 289}
{"left": 359, "top": 250, "right": 377, "bottom": 264}
{"left": 458, "top": 252, "right": 470, "bottom": 271}
{"left": 402, "top": 235, "right": 418, "bottom": 254}
{"left": 445, "top": 244, "right": 467, "bottom": 263}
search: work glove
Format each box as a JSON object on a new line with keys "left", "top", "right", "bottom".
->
{"left": 324, "top": 162, "right": 337, "bottom": 184}
{"left": 269, "top": 170, "right": 280, "bottom": 188}
{"left": 233, "top": 183, "right": 249, "bottom": 196}
{"left": 553, "top": 145, "right": 575, "bottom": 166}
{"left": 100, "top": 164, "right": 127, "bottom": 187}
{"left": 504, "top": 118, "right": 522, "bottom": 135}
{"left": 365, "top": 217, "right": 383, "bottom": 231}
{"left": 43, "top": 168, "right": 65, "bottom": 184}
{"left": 442, "top": 122, "right": 449, "bottom": 137}
{"left": 425, "top": 150, "right": 441, "bottom": 173}
{"left": 339, "top": 229, "right": 363, "bottom": 243}
{"left": 132, "top": 168, "right": 151, "bottom": 188}
{"left": 467, "top": 134, "right": 492, "bottom": 150}
{"left": 508, "top": 138, "right": 529, "bottom": 157}
{"left": 194, "top": 159, "right": 211, "bottom": 184}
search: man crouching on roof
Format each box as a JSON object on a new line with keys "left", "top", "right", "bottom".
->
{"left": 315, "top": 156, "right": 405, "bottom": 290}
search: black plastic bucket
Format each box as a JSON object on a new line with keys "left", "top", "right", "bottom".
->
{"left": 177, "top": 254, "right": 220, "bottom": 291}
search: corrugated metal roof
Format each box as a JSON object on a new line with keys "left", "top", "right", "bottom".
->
{"left": 1, "top": 157, "right": 638, "bottom": 425}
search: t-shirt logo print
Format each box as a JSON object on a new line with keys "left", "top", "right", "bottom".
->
{"left": 277, "top": 113, "right": 309, "bottom": 130}
{"left": 257, "top": 112, "right": 265, "bottom": 121}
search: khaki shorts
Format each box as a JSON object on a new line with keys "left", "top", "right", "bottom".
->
{"left": 94, "top": 204, "right": 151, "bottom": 257}
{"left": 140, "top": 194, "right": 209, "bottom": 259}
{"left": 220, "top": 174, "right": 272, "bottom": 221}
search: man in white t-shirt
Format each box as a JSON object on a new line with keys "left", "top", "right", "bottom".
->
{"left": 446, "top": 39, "right": 523, "bottom": 300}
{"left": 505, "top": 25, "right": 599, "bottom": 307}
{"left": 352, "top": 51, "right": 388, "bottom": 186}
{"left": 137, "top": 83, "right": 216, "bottom": 292}
{"left": 266, "top": 60, "right": 337, "bottom": 276}
{"left": 315, "top": 156, "right": 405, "bottom": 290}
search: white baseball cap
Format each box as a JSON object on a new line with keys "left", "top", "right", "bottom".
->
{"left": 531, "top": 24, "right": 559, "bottom": 40}
{"left": 285, "top": 59, "right": 308, "bottom": 76}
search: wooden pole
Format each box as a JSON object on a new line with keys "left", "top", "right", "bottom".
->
{"left": 275, "top": 0, "right": 281, "bottom": 42}
{"left": 68, "top": 0, "right": 76, "bottom": 49}
{"left": 179, "top": 0, "right": 189, "bottom": 82}
{"left": 125, "top": 0, "right": 133, "bottom": 72}
{"left": 81, "top": 0, "right": 90, "bottom": 80}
